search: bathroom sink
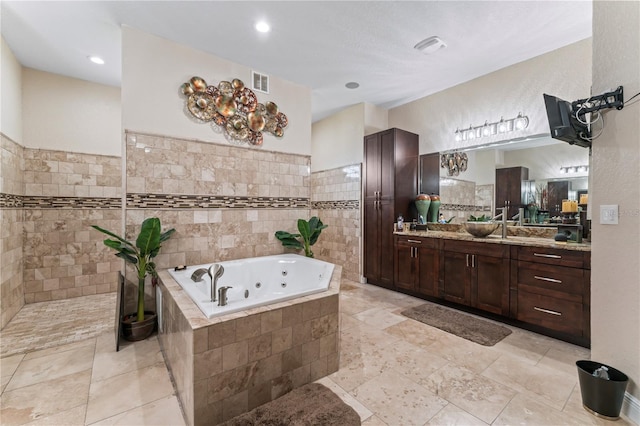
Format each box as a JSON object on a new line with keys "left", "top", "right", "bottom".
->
{"left": 463, "top": 221, "right": 500, "bottom": 238}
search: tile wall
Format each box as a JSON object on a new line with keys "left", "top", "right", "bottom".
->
{"left": 310, "top": 165, "right": 361, "bottom": 282}
{"left": 123, "top": 132, "right": 312, "bottom": 278}
{"left": 1, "top": 135, "right": 25, "bottom": 328}
{"left": 439, "top": 177, "right": 493, "bottom": 222}
{"left": 21, "top": 149, "right": 122, "bottom": 303}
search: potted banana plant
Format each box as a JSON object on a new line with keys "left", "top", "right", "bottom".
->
{"left": 275, "top": 216, "right": 327, "bottom": 258}
{"left": 92, "top": 217, "right": 175, "bottom": 341}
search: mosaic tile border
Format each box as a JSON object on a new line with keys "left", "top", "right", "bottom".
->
{"left": 0, "top": 193, "right": 23, "bottom": 208}
{"left": 1, "top": 193, "right": 121, "bottom": 209}
{"left": 441, "top": 203, "right": 491, "bottom": 212}
{"left": 1, "top": 193, "right": 315, "bottom": 210}
{"left": 312, "top": 200, "right": 360, "bottom": 210}
{"left": 126, "top": 193, "right": 310, "bottom": 209}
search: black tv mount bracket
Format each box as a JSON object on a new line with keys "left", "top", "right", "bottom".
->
{"left": 571, "top": 86, "right": 624, "bottom": 116}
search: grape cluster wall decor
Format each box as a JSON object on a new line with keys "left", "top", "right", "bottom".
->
{"left": 180, "top": 76, "right": 288, "bottom": 146}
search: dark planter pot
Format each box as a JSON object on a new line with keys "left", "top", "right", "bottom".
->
{"left": 121, "top": 311, "right": 157, "bottom": 342}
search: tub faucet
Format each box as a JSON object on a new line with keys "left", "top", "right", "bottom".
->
{"left": 218, "top": 286, "right": 233, "bottom": 306}
{"left": 208, "top": 264, "right": 224, "bottom": 303}
{"left": 190, "top": 268, "right": 208, "bottom": 282}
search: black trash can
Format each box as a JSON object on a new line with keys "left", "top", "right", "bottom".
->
{"left": 576, "top": 360, "right": 629, "bottom": 420}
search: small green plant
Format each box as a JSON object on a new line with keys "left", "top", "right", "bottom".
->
{"left": 92, "top": 217, "right": 175, "bottom": 323}
{"left": 468, "top": 214, "right": 491, "bottom": 222}
{"left": 275, "top": 217, "right": 327, "bottom": 258}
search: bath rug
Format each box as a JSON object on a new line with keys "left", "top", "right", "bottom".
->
{"left": 220, "top": 382, "right": 360, "bottom": 426}
{"left": 401, "top": 303, "right": 512, "bottom": 346}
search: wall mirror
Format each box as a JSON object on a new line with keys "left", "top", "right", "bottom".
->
{"left": 420, "top": 133, "right": 590, "bottom": 224}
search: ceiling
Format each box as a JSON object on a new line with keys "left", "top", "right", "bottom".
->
{"left": 1, "top": 1, "right": 592, "bottom": 122}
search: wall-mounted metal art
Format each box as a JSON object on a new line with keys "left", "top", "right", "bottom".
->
{"left": 180, "top": 76, "right": 288, "bottom": 146}
{"left": 441, "top": 152, "right": 468, "bottom": 176}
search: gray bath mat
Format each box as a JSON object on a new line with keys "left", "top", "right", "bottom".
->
{"left": 220, "top": 383, "right": 360, "bottom": 426}
{"left": 401, "top": 303, "right": 512, "bottom": 346}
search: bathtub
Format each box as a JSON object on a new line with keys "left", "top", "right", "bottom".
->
{"left": 167, "top": 254, "right": 335, "bottom": 319}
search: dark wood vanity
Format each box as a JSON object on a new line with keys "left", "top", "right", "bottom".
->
{"left": 392, "top": 232, "right": 591, "bottom": 347}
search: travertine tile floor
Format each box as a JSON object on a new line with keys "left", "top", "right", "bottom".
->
{"left": 1, "top": 281, "right": 636, "bottom": 425}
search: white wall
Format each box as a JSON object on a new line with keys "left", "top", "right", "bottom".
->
{"left": 1, "top": 37, "right": 23, "bottom": 143}
{"left": 502, "top": 143, "right": 589, "bottom": 181}
{"left": 364, "top": 103, "right": 389, "bottom": 136}
{"left": 591, "top": 0, "right": 640, "bottom": 403}
{"left": 311, "top": 103, "right": 364, "bottom": 172}
{"left": 122, "top": 27, "right": 312, "bottom": 156}
{"left": 389, "top": 39, "right": 592, "bottom": 155}
{"left": 22, "top": 68, "right": 121, "bottom": 156}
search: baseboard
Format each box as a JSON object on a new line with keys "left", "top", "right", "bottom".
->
{"left": 623, "top": 391, "right": 640, "bottom": 424}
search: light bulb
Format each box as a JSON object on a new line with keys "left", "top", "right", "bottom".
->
{"left": 497, "top": 118, "right": 507, "bottom": 133}
{"left": 455, "top": 129, "right": 462, "bottom": 142}
{"left": 514, "top": 113, "right": 529, "bottom": 130}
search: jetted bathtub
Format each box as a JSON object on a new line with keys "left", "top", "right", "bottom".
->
{"left": 167, "top": 253, "right": 335, "bottom": 319}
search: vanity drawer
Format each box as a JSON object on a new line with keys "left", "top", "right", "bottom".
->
{"left": 517, "top": 246, "right": 585, "bottom": 268}
{"left": 517, "top": 290, "right": 583, "bottom": 336}
{"left": 517, "top": 261, "right": 585, "bottom": 297}
{"left": 396, "top": 235, "right": 438, "bottom": 249}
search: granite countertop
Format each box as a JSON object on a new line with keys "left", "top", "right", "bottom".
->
{"left": 395, "top": 229, "right": 591, "bottom": 251}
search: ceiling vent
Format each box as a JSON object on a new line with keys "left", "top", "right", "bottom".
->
{"left": 252, "top": 71, "right": 269, "bottom": 94}
{"left": 414, "top": 36, "right": 446, "bottom": 55}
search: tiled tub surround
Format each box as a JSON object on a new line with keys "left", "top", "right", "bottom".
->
{"left": 123, "top": 132, "right": 313, "bottom": 276}
{"left": 310, "top": 165, "right": 361, "bottom": 282}
{"left": 1, "top": 134, "right": 25, "bottom": 329}
{"left": 156, "top": 264, "right": 342, "bottom": 426}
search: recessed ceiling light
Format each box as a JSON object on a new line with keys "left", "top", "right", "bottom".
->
{"left": 345, "top": 82, "right": 359, "bottom": 89}
{"left": 255, "top": 21, "right": 270, "bottom": 33}
{"left": 88, "top": 56, "right": 105, "bottom": 65}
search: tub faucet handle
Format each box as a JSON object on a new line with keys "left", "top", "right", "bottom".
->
{"left": 218, "top": 286, "right": 232, "bottom": 306}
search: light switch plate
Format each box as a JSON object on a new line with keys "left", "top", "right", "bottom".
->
{"left": 600, "top": 204, "right": 619, "bottom": 225}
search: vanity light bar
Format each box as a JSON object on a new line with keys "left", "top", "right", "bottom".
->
{"left": 560, "top": 165, "right": 589, "bottom": 174}
{"left": 454, "top": 113, "right": 529, "bottom": 142}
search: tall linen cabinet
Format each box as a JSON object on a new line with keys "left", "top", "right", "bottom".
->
{"left": 363, "top": 128, "right": 418, "bottom": 288}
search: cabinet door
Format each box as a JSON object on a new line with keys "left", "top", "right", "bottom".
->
{"left": 379, "top": 130, "right": 396, "bottom": 201}
{"left": 395, "top": 243, "right": 415, "bottom": 291}
{"left": 417, "top": 247, "right": 439, "bottom": 297}
{"left": 363, "top": 200, "right": 380, "bottom": 283}
{"left": 363, "top": 134, "right": 381, "bottom": 200}
{"left": 378, "top": 199, "right": 395, "bottom": 288}
{"left": 496, "top": 167, "right": 528, "bottom": 218}
{"left": 443, "top": 251, "right": 471, "bottom": 306}
{"left": 547, "top": 180, "right": 569, "bottom": 217}
{"left": 473, "top": 255, "right": 510, "bottom": 315}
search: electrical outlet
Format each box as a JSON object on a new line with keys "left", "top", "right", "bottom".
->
{"left": 600, "top": 205, "right": 619, "bottom": 225}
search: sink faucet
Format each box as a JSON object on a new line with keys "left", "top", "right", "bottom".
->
{"left": 513, "top": 207, "right": 525, "bottom": 226}
{"left": 498, "top": 206, "right": 508, "bottom": 239}
{"left": 207, "top": 264, "right": 224, "bottom": 303}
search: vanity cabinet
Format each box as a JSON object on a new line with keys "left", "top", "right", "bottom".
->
{"left": 495, "top": 166, "right": 529, "bottom": 219}
{"left": 363, "top": 129, "right": 418, "bottom": 288}
{"left": 512, "top": 246, "right": 590, "bottom": 344}
{"left": 394, "top": 235, "right": 439, "bottom": 297}
{"left": 441, "top": 240, "right": 510, "bottom": 315}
